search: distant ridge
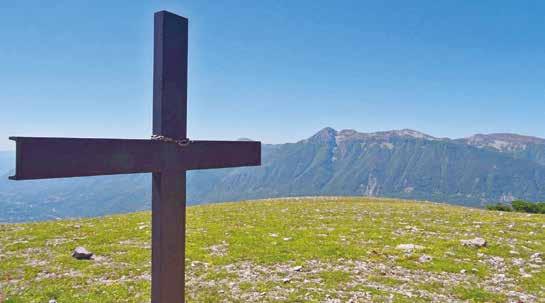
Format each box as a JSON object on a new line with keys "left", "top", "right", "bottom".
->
{"left": 2, "top": 127, "right": 545, "bottom": 222}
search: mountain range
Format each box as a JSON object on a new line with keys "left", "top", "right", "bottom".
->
{"left": 2, "top": 128, "right": 545, "bottom": 222}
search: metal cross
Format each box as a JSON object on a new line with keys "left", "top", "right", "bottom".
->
{"left": 8, "top": 10, "right": 261, "bottom": 303}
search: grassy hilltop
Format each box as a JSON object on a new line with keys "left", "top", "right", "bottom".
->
{"left": 0, "top": 197, "right": 544, "bottom": 302}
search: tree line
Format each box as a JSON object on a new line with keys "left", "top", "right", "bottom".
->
{"left": 486, "top": 200, "right": 545, "bottom": 214}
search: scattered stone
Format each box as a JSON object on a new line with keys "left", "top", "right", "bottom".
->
{"left": 49, "top": 300, "right": 57, "bottom": 303}
{"left": 269, "top": 233, "right": 278, "bottom": 238}
{"left": 282, "top": 277, "right": 290, "bottom": 283}
{"left": 460, "top": 269, "right": 467, "bottom": 274}
{"left": 512, "top": 258, "right": 525, "bottom": 266}
{"left": 530, "top": 252, "right": 542, "bottom": 259}
{"left": 488, "top": 256, "right": 505, "bottom": 269}
{"left": 208, "top": 242, "right": 228, "bottom": 257}
{"left": 283, "top": 237, "right": 292, "bottom": 241}
{"left": 460, "top": 237, "right": 487, "bottom": 248}
{"left": 395, "top": 244, "right": 425, "bottom": 252}
{"left": 509, "top": 250, "right": 519, "bottom": 255}
{"left": 405, "top": 226, "right": 419, "bottom": 232}
{"left": 530, "top": 253, "right": 543, "bottom": 264}
{"left": 292, "top": 265, "right": 303, "bottom": 272}
{"left": 418, "top": 255, "right": 432, "bottom": 263}
{"left": 72, "top": 246, "right": 93, "bottom": 260}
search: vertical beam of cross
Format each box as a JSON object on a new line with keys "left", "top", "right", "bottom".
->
{"left": 152, "top": 11, "right": 188, "bottom": 303}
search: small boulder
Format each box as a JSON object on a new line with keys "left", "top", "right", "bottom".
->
{"left": 292, "top": 265, "right": 303, "bottom": 272}
{"left": 395, "top": 244, "right": 425, "bottom": 252}
{"left": 460, "top": 238, "right": 487, "bottom": 248}
{"left": 512, "top": 258, "right": 525, "bottom": 266}
{"left": 418, "top": 254, "right": 432, "bottom": 263}
{"left": 530, "top": 252, "right": 543, "bottom": 263}
{"left": 72, "top": 246, "right": 93, "bottom": 260}
{"left": 531, "top": 252, "right": 542, "bottom": 259}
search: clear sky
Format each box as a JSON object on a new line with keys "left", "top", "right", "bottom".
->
{"left": 1, "top": 1, "right": 545, "bottom": 150}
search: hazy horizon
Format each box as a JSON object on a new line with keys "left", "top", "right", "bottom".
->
{"left": 3, "top": 125, "right": 545, "bottom": 152}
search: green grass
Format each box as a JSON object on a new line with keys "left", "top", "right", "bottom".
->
{"left": 0, "top": 197, "right": 544, "bottom": 302}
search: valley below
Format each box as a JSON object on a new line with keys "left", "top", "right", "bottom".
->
{"left": 4, "top": 127, "right": 545, "bottom": 223}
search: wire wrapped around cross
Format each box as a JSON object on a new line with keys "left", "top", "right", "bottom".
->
{"left": 151, "top": 135, "right": 191, "bottom": 147}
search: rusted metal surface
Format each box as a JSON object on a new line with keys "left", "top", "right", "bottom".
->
{"left": 152, "top": 11, "right": 189, "bottom": 302}
{"left": 8, "top": 137, "right": 260, "bottom": 180}
{"left": 8, "top": 10, "right": 261, "bottom": 303}
{"left": 153, "top": 10, "right": 188, "bottom": 141}
{"left": 152, "top": 171, "right": 186, "bottom": 302}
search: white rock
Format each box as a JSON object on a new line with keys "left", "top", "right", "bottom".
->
{"left": 282, "top": 277, "right": 291, "bottom": 283}
{"left": 395, "top": 244, "right": 425, "bottom": 252}
{"left": 292, "top": 265, "right": 303, "bottom": 272}
{"left": 460, "top": 237, "right": 487, "bottom": 248}
{"left": 530, "top": 253, "right": 543, "bottom": 264}
{"left": 418, "top": 255, "right": 432, "bottom": 263}
{"left": 489, "top": 256, "right": 504, "bottom": 267}
{"left": 405, "top": 226, "right": 419, "bottom": 232}
{"left": 512, "top": 258, "right": 525, "bottom": 266}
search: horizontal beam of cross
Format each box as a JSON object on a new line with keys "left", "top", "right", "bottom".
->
{"left": 9, "top": 137, "right": 260, "bottom": 180}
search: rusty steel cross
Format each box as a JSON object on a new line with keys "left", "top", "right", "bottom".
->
{"left": 9, "top": 11, "right": 261, "bottom": 303}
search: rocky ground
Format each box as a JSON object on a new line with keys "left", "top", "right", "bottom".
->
{"left": 0, "top": 197, "right": 544, "bottom": 302}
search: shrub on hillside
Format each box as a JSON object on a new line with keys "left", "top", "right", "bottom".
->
{"left": 512, "top": 200, "right": 540, "bottom": 214}
{"left": 488, "top": 200, "right": 545, "bottom": 214}
{"left": 486, "top": 203, "right": 512, "bottom": 212}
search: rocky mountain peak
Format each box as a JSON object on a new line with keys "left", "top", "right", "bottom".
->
{"left": 312, "top": 127, "right": 440, "bottom": 145}
{"left": 386, "top": 129, "right": 437, "bottom": 140}
{"left": 309, "top": 127, "right": 338, "bottom": 144}
{"left": 467, "top": 133, "right": 545, "bottom": 144}
{"left": 463, "top": 133, "right": 545, "bottom": 152}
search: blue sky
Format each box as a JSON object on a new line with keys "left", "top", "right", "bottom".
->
{"left": 1, "top": 1, "right": 545, "bottom": 150}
